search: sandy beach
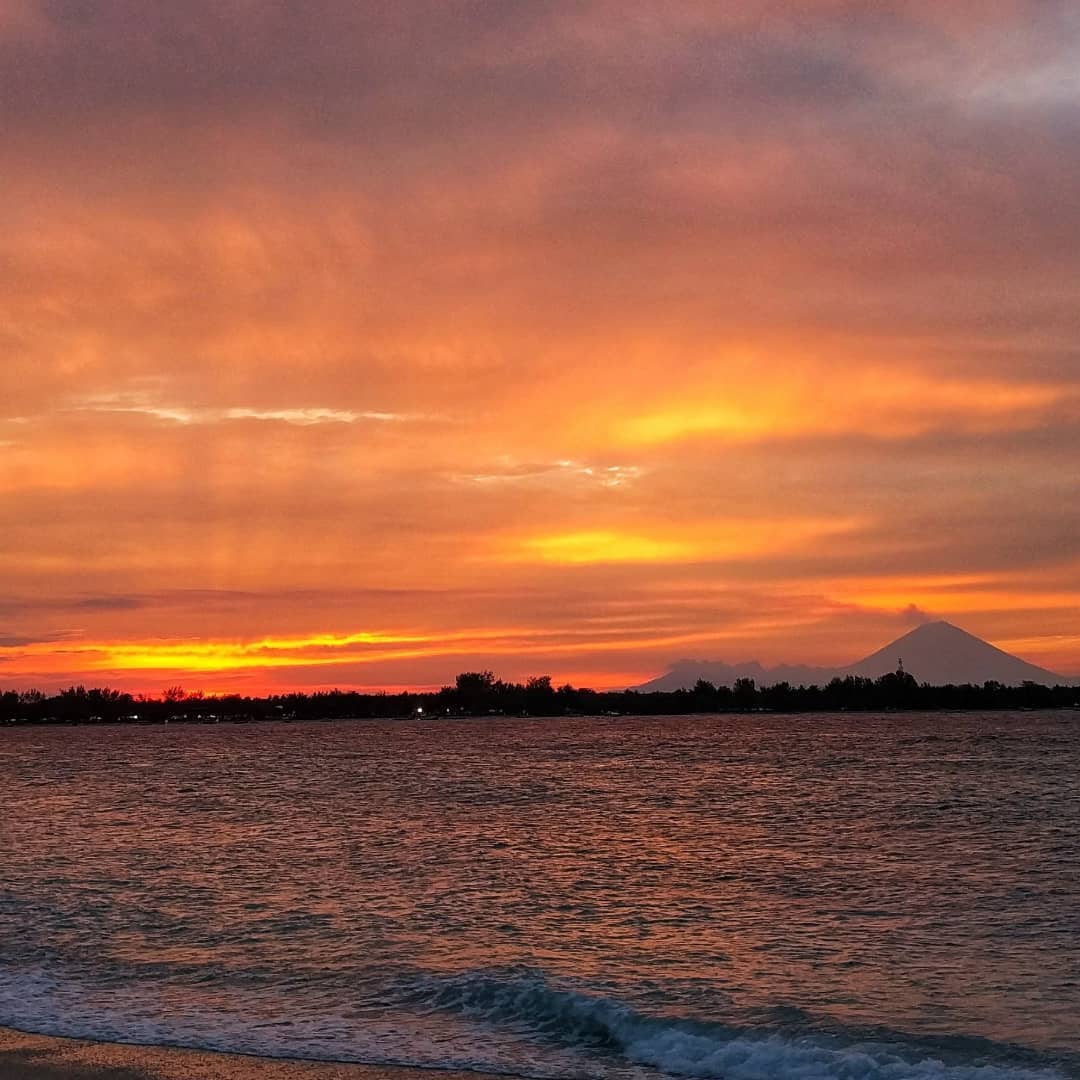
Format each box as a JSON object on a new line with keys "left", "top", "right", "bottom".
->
{"left": 0, "top": 1027, "right": 504, "bottom": 1080}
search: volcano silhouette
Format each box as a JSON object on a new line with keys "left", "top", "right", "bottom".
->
{"left": 636, "top": 621, "right": 1071, "bottom": 690}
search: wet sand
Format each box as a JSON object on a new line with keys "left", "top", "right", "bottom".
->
{"left": 0, "top": 1027, "right": 504, "bottom": 1080}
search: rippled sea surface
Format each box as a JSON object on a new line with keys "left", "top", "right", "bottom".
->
{"left": 2, "top": 713, "right": 1078, "bottom": 1080}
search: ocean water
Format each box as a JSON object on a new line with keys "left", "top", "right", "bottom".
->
{"left": 1, "top": 713, "right": 1077, "bottom": 1080}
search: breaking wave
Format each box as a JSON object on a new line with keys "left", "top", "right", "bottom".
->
{"left": 409, "top": 969, "right": 1068, "bottom": 1080}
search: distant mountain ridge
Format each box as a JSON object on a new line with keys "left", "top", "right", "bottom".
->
{"left": 635, "top": 621, "right": 1074, "bottom": 691}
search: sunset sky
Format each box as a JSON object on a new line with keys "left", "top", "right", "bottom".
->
{"left": 3, "top": 1, "right": 1080, "bottom": 694}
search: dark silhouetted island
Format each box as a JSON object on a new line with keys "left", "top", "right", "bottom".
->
{"left": 2, "top": 661, "right": 1078, "bottom": 728}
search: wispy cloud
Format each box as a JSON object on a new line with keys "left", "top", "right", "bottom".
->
{"left": 65, "top": 394, "right": 421, "bottom": 427}
{"left": 224, "top": 407, "right": 415, "bottom": 425}
{"left": 452, "top": 459, "right": 643, "bottom": 489}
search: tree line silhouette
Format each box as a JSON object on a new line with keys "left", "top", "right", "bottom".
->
{"left": 1, "top": 668, "right": 1077, "bottom": 725}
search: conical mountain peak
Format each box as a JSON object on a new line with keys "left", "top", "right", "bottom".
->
{"left": 844, "top": 622, "right": 1062, "bottom": 685}
{"left": 635, "top": 620, "right": 1071, "bottom": 690}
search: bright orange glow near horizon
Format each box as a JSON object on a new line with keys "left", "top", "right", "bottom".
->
{"left": 2, "top": 2, "right": 1079, "bottom": 695}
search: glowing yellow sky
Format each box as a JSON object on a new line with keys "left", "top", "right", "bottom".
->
{"left": 2, "top": 2, "right": 1079, "bottom": 692}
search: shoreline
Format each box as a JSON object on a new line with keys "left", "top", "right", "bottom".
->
{"left": 0, "top": 1027, "right": 512, "bottom": 1080}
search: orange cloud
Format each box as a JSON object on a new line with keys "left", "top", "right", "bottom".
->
{"left": 506, "top": 518, "right": 863, "bottom": 566}
{"left": 2, "top": 2, "right": 1080, "bottom": 690}
{"left": 622, "top": 368, "right": 1064, "bottom": 446}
